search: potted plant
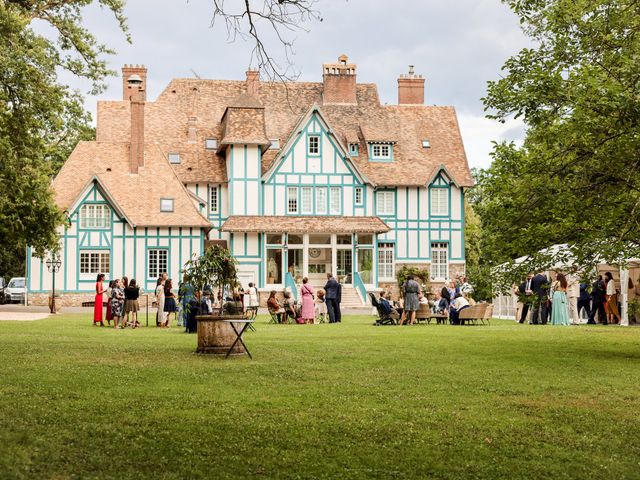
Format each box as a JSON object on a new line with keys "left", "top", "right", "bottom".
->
{"left": 181, "top": 245, "right": 244, "bottom": 355}
{"left": 628, "top": 298, "right": 640, "bottom": 324}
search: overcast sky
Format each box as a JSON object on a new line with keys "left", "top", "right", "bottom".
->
{"left": 65, "top": 0, "right": 530, "bottom": 169}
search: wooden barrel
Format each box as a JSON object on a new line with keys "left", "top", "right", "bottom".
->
{"left": 195, "top": 314, "right": 247, "bottom": 355}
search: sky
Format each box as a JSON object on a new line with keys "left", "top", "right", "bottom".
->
{"left": 60, "top": 0, "right": 531, "bottom": 170}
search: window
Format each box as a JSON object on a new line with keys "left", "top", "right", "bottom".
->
{"left": 357, "top": 234, "right": 373, "bottom": 245}
{"left": 266, "top": 233, "right": 283, "bottom": 245}
{"left": 378, "top": 243, "right": 395, "bottom": 279}
{"left": 148, "top": 249, "right": 168, "bottom": 280}
{"left": 376, "top": 191, "right": 395, "bottom": 216}
{"left": 430, "top": 188, "right": 449, "bottom": 216}
{"left": 371, "top": 143, "right": 391, "bottom": 160}
{"left": 329, "top": 187, "right": 341, "bottom": 215}
{"left": 79, "top": 204, "right": 111, "bottom": 229}
{"left": 168, "top": 153, "right": 180, "bottom": 164}
{"left": 316, "top": 188, "right": 327, "bottom": 214}
{"left": 355, "top": 187, "right": 363, "bottom": 206}
{"left": 309, "top": 234, "right": 331, "bottom": 245}
{"left": 430, "top": 242, "right": 448, "bottom": 280}
{"left": 209, "top": 186, "right": 219, "bottom": 214}
{"left": 205, "top": 139, "right": 218, "bottom": 150}
{"left": 308, "top": 135, "right": 320, "bottom": 155}
{"left": 160, "top": 198, "right": 174, "bottom": 212}
{"left": 422, "top": 139, "right": 431, "bottom": 148}
{"left": 287, "top": 187, "right": 298, "bottom": 214}
{"left": 349, "top": 143, "right": 359, "bottom": 156}
{"left": 270, "top": 139, "right": 280, "bottom": 150}
{"left": 80, "top": 251, "right": 110, "bottom": 274}
{"left": 301, "top": 187, "right": 313, "bottom": 214}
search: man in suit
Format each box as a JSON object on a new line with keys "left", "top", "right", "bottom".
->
{"left": 530, "top": 271, "right": 549, "bottom": 325}
{"left": 578, "top": 282, "right": 592, "bottom": 323}
{"left": 335, "top": 281, "right": 342, "bottom": 323}
{"left": 324, "top": 273, "right": 340, "bottom": 324}
{"left": 517, "top": 273, "right": 534, "bottom": 323}
{"left": 588, "top": 275, "right": 607, "bottom": 324}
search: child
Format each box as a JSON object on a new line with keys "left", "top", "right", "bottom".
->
{"left": 314, "top": 288, "right": 328, "bottom": 324}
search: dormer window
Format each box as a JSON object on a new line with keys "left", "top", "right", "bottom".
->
{"left": 205, "top": 139, "right": 218, "bottom": 150}
{"left": 349, "top": 143, "right": 359, "bottom": 156}
{"left": 160, "top": 198, "right": 174, "bottom": 212}
{"left": 168, "top": 153, "right": 180, "bottom": 164}
{"left": 371, "top": 143, "right": 392, "bottom": 160}
{"left": 270, "top": 139, "right": 280, "bottom": 150}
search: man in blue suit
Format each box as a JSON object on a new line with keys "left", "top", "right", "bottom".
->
{"left": 324, "top": 273, "right": 340, "bottom": 324}
{"left": 530, "top": 271, "right": 549, "bottom": 325}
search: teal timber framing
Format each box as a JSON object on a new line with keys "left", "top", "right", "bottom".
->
{"left": 28, "top": 181, "right": 206, "bottom": 295}
{"left": 263, "top": 112, "right": 364, "bottom": 217}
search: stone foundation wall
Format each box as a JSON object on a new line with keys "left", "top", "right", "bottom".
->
{"left": 28, "top": 292, "right": 155, "bottom": 308}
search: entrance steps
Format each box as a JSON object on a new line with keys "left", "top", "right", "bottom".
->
{"left": 295, "top": 284, "right": 368, "bottom": 309}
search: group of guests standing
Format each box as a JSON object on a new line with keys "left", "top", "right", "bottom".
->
{"left": 516, "top": 271, "right": 622, "bottom": 325}
{"left": 93, "top": 273, "right": 141, "bottom": 328}
{"left": 154, "top": 273, "right": 179, "bottom": 328}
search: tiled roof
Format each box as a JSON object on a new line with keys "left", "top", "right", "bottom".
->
{"left": 220, "top": 216, "right": 390, "bottom": 234}
{"left": 53, "top": 142, "right": 210, "bottom": 228}
{"left": 96, "top": 77, "right": 472, "bottom": 187}
{"left": 220, "top": 104, "right": 270, "bottom": 148}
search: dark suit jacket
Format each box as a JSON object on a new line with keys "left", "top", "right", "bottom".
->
{"left": 324, "top": 278, "right": 339, "bottom": 299}
{"left": 531, "top": 274, "right": 549, "bottom": 299}
{"left": 336, "top": 283, "right": 342, "bottom": 303}
{"left": 591, "top": 280, "right": 606, "bottom": 303}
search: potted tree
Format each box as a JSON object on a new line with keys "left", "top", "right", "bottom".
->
{"left": 181, "top": 245, "right": 244, "bottom": 355}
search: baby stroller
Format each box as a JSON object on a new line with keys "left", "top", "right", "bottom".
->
{"left": 370, "top": 293, "right": 396, "bottom": 326}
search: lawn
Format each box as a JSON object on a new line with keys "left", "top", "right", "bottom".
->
{"left": 0, "top": 315, "right": 639, "bottom": 480}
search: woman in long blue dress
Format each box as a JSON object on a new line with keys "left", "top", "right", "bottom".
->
{"left": 551, "top": 273, "right": 570, "bottom": 326}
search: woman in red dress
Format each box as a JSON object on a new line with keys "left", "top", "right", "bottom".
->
{"left": 93, "top": 273, "right": 106, "bottom": 326}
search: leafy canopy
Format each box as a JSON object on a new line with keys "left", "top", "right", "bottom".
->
{"left": 476, "top": 0, "right": 640, "bottom": 287}
{"left": 0, "top": 1, "right": 127, "bottom": 276}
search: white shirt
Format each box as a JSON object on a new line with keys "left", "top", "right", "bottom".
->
{"left": 606, "top": 279, "right": 616, "bottom": 296}
{"left": 453, "top": 296, "right": 470, "bottom": 310}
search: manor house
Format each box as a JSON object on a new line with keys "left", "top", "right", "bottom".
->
{"left": 27, "top": 55, "right": 472, "bottom": 306}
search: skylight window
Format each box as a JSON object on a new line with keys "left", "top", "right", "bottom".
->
{"left": 422, "top": 140, "right": 431, "bottom": 148}
{"left": 270, "top": 139, "right": 280, "bottom": 150}
{"left": 168, "top": 153, "right": 180, "bottom": 164}
{"left": 160, "top": 198, "right": 175, "bottom": 212}
{"left": 205, "top": 139, "right": 218, "bottom": 150}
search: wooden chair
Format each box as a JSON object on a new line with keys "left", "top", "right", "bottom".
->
{"left": 458, "top": 304, "right": 488, "bottom": 326}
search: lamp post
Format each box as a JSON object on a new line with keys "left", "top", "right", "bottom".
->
{"left": 45, "top": 253, "right": 62, "bottom": 314}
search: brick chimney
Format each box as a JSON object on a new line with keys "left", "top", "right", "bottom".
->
{"left": 398, "top": 65, "right": 425, "bottom": 105}
{"left": 123, "top": 65, "right": 147, "bottom": 173}
{"left": 246, "top": 69, "right": 260, "bottom": 96}
{"left": 322, "top": 54, "right": 357, "bottom": 105}
{"left": 122, "top": 64, "right": 147, "bottom": 101}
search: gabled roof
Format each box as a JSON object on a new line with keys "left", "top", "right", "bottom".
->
{"left": 53, "top": 141, "right": 210, "bottom": 228}
{"left": 96, "top": 77, "right": 473, "bottom": 187}
{"left": 67, "top": 176, "right": 133, "bottom": 226}
{"left": 262, "top": 104, "right": 368, "bottom": 185}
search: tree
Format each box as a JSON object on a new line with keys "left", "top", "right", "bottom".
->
{"left": 0, "top": 1, "right": 127, "bottom": 276}
{"left": 477, "top": 0, "right": 640, "bottom": 289}
{"left": 210, "top": 0, "right": 321, "bottom": 81}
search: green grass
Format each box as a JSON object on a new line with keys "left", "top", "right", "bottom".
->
{"left": 1, "top": 315, "right": 639, "bottom": 479}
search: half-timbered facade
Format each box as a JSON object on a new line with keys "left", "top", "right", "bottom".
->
{"left": 27, "top": 56, "right": 472, "bottom": 305}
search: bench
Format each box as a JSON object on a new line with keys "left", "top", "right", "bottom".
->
{"left": 415, "top": 304, "right": 448, "bottom": 324}
{"left": 459, "top": 303, "right": 492, "bottom": 325}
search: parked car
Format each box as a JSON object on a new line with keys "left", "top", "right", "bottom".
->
{"left": 5, "top": 277, "right": 26, "bottom": 304}
{"left": 0, "top": 277, "right": 6, "bottom": 304}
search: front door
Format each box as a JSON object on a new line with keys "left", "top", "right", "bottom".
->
{"left": 337, "top": 249, "right": 353, "bottom": 284}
